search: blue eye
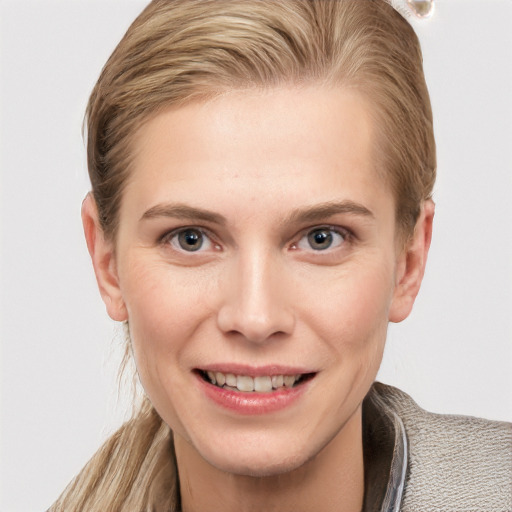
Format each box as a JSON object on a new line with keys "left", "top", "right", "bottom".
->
{"left": 297, "top": 227, "right": 346, "bottom": 251}
{"left": 169, "top": 228, "right": 213, "bottom": 252}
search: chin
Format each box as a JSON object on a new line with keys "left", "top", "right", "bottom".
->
{"left": 193, "top": 430, "right": 321, "bottom": 478}
{"left": 208, "top": 450, "right": 309, "bottom": 478}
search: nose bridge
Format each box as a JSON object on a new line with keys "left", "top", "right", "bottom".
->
{"left": 217, "top": 243, "right": 295, "bottom": 343}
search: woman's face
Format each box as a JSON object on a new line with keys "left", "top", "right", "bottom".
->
{"left": 101, "top": 86, "right": 416, "bottom": 476}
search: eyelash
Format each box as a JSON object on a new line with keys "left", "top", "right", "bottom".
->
{"left": 292, "top": 225, "right": 352, "bottom": 252}
{"left": 159, "top": 225, "right": 353, "bottom": 254}
{"left": 159, "top": 227, "right": 220, "bottom": 253}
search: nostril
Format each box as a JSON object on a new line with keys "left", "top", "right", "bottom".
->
{"left": 216, "top": 277, "right": 296, "bottom": 342}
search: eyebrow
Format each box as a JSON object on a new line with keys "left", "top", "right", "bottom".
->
{"left": 140, "top": 200, "right": 374, "bottom": 225}
{"left": 140, "top": 203, "right": 227, "bottom": 225}
{"left": 285, "top": 200, "right": 375, "bottom": 224}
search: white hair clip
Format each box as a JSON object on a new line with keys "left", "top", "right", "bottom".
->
{"left": 406, "top": 0, "right": 435, "bottom": 18}
{"left": 388, "top": 0, "right": 435, "bottom": 19}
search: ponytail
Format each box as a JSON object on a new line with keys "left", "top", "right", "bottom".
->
{"left": 49, "top": 398, "right": 179, "bottom": 511}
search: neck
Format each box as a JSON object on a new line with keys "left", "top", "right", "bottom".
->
{"left": 175, "top": 407, "right": 364, "bottom": 512}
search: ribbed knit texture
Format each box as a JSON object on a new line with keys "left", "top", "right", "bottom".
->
{"left": 373, "top": 383, "right": 512, "bottom": 512}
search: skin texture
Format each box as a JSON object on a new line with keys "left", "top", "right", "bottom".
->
{"left": 83, "top": 86, "right": 434, "bottom": 512}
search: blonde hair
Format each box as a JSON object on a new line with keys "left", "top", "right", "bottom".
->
{"left": 51, "top": 1, "right": 435, "bottom": 509}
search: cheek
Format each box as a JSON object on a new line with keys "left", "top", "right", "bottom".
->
{"left": 119, "top": 261, "right": 217, "bottom": 432}
{"left": 118, "top": 258, "right": 218, "bottom": 380}
{"left": 122, "top": 256, "right": 213, "bottom": 327}
{"left": 300, "top": 258, "right": 394, "bottom": 356}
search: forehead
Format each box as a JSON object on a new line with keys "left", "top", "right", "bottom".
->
{"left": 123, "top": 86, "right": 393, "bottom": 225}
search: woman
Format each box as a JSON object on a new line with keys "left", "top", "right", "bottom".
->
{"left": 49, "top": 1, "right": 511, "bottom": 511}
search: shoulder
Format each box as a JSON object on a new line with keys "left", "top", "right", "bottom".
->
{"left": 372, "top": 382, "right": 512, "bottom": 511}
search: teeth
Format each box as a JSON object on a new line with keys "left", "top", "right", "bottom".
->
{"left": 225, "top": 373, "right": 237, "bottom": 387}
{"left": 254, "top": 376, "right": 272, "bottom": 392}
{"left": 284, "top": 375, "right": 296, "bottom": 387}
{"left": 237, "top": 375, "right": 254, "bottom": 392}
{"left": 271, "top": 375, "right": 284, "bottom": 388}
{"left": 205, "top": 371, "right": 304, "bottom": 392}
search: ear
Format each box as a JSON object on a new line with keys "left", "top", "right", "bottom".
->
{"left": 82, "top": 193, "right": 128, "bottom": 322}
{"left": 388, "top": 199, "right": 435, "bottom": 323}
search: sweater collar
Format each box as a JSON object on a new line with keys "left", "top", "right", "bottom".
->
{"left": 362, "top": 384, "right": 408, "bottom": 512}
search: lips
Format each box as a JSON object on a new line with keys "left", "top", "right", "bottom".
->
{"left": 196, "top": 367, "right": 315, "bottom": 415}
{"left": 200, "top": 370, "right": 312, "bottom": 392}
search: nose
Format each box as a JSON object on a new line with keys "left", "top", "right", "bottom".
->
{"left": 216, "top": 249, "right": 296, "bottom": 344}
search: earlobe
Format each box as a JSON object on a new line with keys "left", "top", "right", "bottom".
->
{"left": 388, "top": 200, "right": 435, "bottom": 323}
{"left": 82, "top": 193, "right": 128, "bottom": 322}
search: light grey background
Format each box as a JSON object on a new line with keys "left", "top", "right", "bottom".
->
{"left": 1, "top": 1, "right": 511, "bottom": 510}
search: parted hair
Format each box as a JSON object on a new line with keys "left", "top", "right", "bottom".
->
{"left": 51, "top": 1, "right": 435, "bottom": 510}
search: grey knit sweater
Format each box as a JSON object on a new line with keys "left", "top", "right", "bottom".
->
{"left": 370, "top": 382, "right": 512, "bottom": 511}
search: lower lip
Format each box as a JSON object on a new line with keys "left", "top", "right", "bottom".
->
{"left": 196, "top": 374, "right": 311, "bottom": 415}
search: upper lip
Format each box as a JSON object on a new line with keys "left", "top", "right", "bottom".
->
{"left": 196, "top": 363, "right": 316, "bottom": 377}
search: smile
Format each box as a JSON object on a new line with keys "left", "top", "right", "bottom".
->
{"left": 196, "top": 368, "right": 316, "bottom": 414}
{"left": 198, "top": 370, "right": 315, "bottom": 393}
